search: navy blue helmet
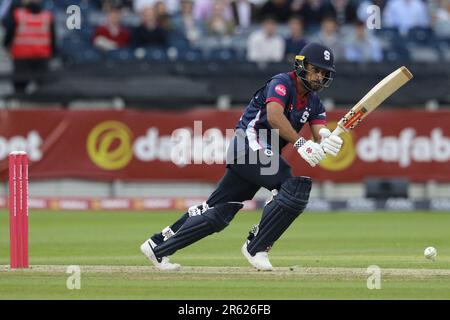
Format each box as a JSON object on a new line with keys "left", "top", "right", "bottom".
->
{"left": 294, "top": 42, "right": 335, "bottom": 92}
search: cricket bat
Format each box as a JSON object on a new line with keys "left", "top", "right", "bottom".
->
{"left": 332, "top": 66, "right": 413, "bottom": 136}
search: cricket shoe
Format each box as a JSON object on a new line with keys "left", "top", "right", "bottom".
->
{"left": 241, "top": 241, "right": 274, "bottom": 271}
{"left": 140, "top": 239, "right": 180, "bottom": 271}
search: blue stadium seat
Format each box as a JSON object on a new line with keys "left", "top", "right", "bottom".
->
{"left": 234, "top": 48, "right": 248, "bottom": 62}
{"left": 49, "top": 0, "right": 93, "bottom": 10}
{"left": 144, "top": 47, "right": 169, "bottom": 62}
{"left": 167, "top": 32, "right": 191, "bottom": 51}
{"left": 206, "top": 48, "right": 238, "bottom": 61}
{"left": 107, "top": 48, "right": 135, "bottom": 61}
{"left": 69, "top": 48, "right": 102, "bottom": 64}
{"left": 60, "top": 36, "right": 88, "bottom": 54}
{"left": 436, "top": 38, "right": 450, "bottom": 50}
{"left": 60, "top": 35, "right": 101, "bottom": 65}
{"left": 374, "top": 27, "right": 401, "bottom": 42}
{"left": 407, "top": 44, "right": 440, "bottom": 62}
{"left": 407, "top": 27, "right": 435, "bottom": 45}
{"left": 436, "top": 39, "right": 450, "bottom": 61}
{"left": 177, "top": 48, "right": 203, "bottom": 62}
{"left": 82, "top": 49, "right": 102, "bottom": 63}
{"left": 382, "top": 46, "right": 411, "bottom": 62}
{"left": 80, "top": 26, "right": 95, "bottom": 42}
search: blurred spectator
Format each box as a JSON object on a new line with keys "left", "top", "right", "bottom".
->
{"left": 290, "top": 0, "right": 304, "bottom": 13}
{"left": 122, "top": 0, "right": 134, "bottom": 10}
{"left": 322, "top": 0, "right": 358, "bottom": 27}
{"left": 1, "top": 0, "right": 23, "bottom": 23}
{"left": 383, "top": 0, "right": 430, "bottom": 36}
{"left": 0, "top": 0, "right": 16, "bottom": 21}
{"left": 133, "top": 0, "right": 181, "bottom": 14}
{"left": 251, "top": 0, "right": 267, "bottom": 5}
{"left": 294, "top": 0, "right": 327, "bottom": 32}
{"left": 102, "top": 0, "right": 128, "bottom": 9}
{"left": 2, "top": 0, "right": 55, "bottom": 94}
{"left": 284, "top": 16, "right": 307, "bottom": 61}
{"left": 132, "top": 6, "right": 167, "bottom": 47}
{"left": 171, "top": 0, "right": 204, "bottom": 46}
{"left": 344, "top": 19, "right": 382, "bottom": 62}
{"left": 357, "top": 0, "right": 385, "bottom": 24}
{"left": 309, "top": 16, "right": 344, "bottom": 60}
{"left": 247, "top": 15, "right": 285, "bottom": 62}
{"left": 206, "top": 0, "right": 235, "bottom": 37}
{"left": 133, "top": 0, "right": 180, "bottom": 15}
{"left": 259, "top": 0, "right": 292, "bottom": 23}
{"left": 164, "top": 0, "right": 182, "bottom": 15}
{"left": 230, "top": 0, "right": 258, "bottom": 29}
{"left": 93, "top": 4, "right": 131, "bottom": 51}
{"left": 431, "top": 0, "right": 450, "bottom": 38}
{"left": 133, "top": 0, "right": 156, "bottom": 13}
{"left": 194, "top": 0, "right": 233, "bottom": 22}
{"left": 154, "top": 0, "right": 171, "bottom": 31}
{"left": 133, "top": 0, "right": 175, "bottom": 16}
{"left": 193, "top": 0, "right": 213, "bottom": 20}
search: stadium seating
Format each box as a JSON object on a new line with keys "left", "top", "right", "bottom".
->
{"left": 437, "top": 39, "right": 450, "bottom": 61}
{"left": 106, "top": 48, "right": 135, "bottom": 61}
{"left": 374, "top": 27, "right": 402, "bottom": 43}
{"left": 382, "top": 47, "right": 410, "bottom": 62}
{"left": 407, "top": 27, "right": 436, "bottom": 46}
{"left": 143, "top": 47, "right": 169, "bottom": 62}
{"left": 177, "top": 48, "right": 203, "bottom": 62}
{"left": 36, "top": 0, "right": 449, "bottom": 65}
{"left": 205, "top": 48, "right": 238, "bottom": 62}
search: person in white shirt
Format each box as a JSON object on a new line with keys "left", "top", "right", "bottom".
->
{"left": 383, "top": 0, "right": 430, "bottom": 35}
{"left": 309, "top": 16, "right": 345, "bottom": 61}
{"left": 247, "top": 15, "right": 285, "bottom": 62}
{"left": 194, "top": 0, "right": 233, "bottom": 21}
{"left": 430, "top": 0, "right": 450, "bottom": 38}
{"left": 230, "top": 0, "right": 257, "bottom": 30}
{"left": 344, "top": 20, "right": 383, "bottom": 62}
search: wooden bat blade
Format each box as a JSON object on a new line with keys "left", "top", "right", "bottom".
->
{"left": 333, "top": 66, "right": 413, "bottom": 136}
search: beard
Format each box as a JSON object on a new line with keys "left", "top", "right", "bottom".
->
{"left": 309, "top": 80, "right": 323, "bottom": 91}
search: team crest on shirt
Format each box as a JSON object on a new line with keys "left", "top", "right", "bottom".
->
{"left": 275, "top": 84, "right": 287, "bottom": 96}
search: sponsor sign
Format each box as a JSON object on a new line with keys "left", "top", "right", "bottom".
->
{"left": 0, "top": 109, "right": 448, "bottom": 182}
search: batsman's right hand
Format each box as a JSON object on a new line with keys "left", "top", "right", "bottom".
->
{"left": 296, "top": 139, "right": 326, "bottom": 167}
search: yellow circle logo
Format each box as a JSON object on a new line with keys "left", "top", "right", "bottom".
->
{"left": 319, "top": 122, "right": 357, "bottom": 171}
{"left": 87, "top": 121, "right": 133, "bottom": 170}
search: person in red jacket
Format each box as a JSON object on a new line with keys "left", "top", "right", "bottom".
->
{"left": 2, "top": 0, "right": 56, "bottom": 94}
{"left": 93, "top": 2, "right": 131, "bottom": 51}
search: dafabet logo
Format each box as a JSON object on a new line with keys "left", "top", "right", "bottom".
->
{"left": 87, "top": 121, "right": 133, "bottom": 170}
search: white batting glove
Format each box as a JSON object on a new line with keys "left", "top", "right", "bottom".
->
{"left": 319, "top": 128, "right": 343, "bottom": 157}
{"left": 294, "top": 137, "right": 326, "bottom": 167}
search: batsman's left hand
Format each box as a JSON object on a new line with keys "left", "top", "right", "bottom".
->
{"left": 319, "top": 128, "right": 343, "bottom": 157}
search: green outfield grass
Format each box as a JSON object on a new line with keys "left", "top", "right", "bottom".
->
{"left": 0, "top": 210, "right": 450, "bottom": 299}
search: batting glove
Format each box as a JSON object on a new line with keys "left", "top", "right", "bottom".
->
{"left": 319, "top": 128, "right": 343, "bottom": 157}
{"left": 294, "top": 137, "right": 326, "bottom": 167}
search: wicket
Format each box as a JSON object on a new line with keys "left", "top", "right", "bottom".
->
{"left": 8, "top": 151, "right": 29, "bottom": 269}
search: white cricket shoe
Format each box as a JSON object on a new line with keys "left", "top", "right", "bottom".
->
{"left": 241, "top": 241, "right": 274, "bottom": 271}
{"left": 140, "top": 239, "right": 181, "bottom": 271}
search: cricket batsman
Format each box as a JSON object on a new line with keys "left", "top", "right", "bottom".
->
{"left": 140, "top": 42, "right": 343, "bottom": 271}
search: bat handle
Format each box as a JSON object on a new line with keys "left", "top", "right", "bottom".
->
{"left": 332, "top": 125, "right": 345, "bottom": 137}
